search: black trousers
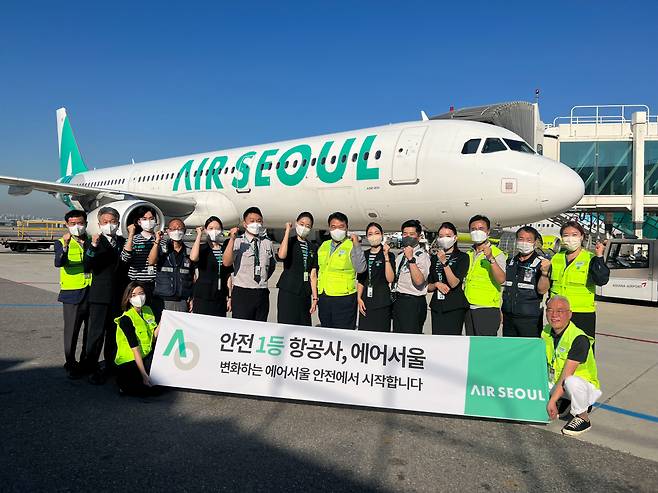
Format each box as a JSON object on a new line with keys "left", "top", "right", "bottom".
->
{"left": 431, "top": 308, "right": 467, "bottom": 336}
{"left": 502, "top": 312, "right": 543, "bottom": 338}
{"left": 318, "top": 293, "right": 357, "bottom": 329}
{"left": 116, "top": 354, "right": 155, "bottom": 396}
{"left": 232, "top": 286, "right": 270, "bottom": 322}
{"left": 193, "top": 297, "right": 227, "bottom": 317}
{"left": 62, "top": 295, "right": 89, "bottom": 367}
{"left": 277, "top": 289, "right": 312, "bottom": 326}
{"left": 392, "top": 294, "right": 427, "bottom": 334}
{"left": 358, "top": 305, "right": 392, "bottom": 332}
{"left": 465, "top": 308, "right": 500, "bottom": 336}
{"left": 571, "top": 312, "right": 596, "bottom": 338}
{"left": 85, "top": 302, "right": 119, "bottom": 372}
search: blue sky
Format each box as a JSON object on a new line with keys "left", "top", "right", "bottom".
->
{"left": 1, "top": 1, "right": 657, "bottom": 216}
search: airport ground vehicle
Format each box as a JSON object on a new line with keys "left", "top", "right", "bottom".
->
{"left": 1, "top": 220, "right": 64, "bottom": 252}
{"left": 597, "top": 238, "right": 658, "bottom": 303}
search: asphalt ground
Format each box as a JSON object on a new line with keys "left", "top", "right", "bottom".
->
{"left": 1, "top": 272, "right": 658, "bottom": 492}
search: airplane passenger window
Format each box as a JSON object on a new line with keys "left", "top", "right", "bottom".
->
{"left": 285, "top": 161, "right": 289, "bottom": 169}
{"left": 364, "top": 151, "right": 369, "bottom": 160}
{"left": 311, "top": 158, "right": 316, "bottom": 166}
{"left": 341, "top": 155, "right": 346, "bottom": 164}
{"left": 461, "top": 139, "right": 481, "bottom": 154}
{"left": 331, "top": 156, "right": 336, "bottom": 164}
{"left": 293, "top": 160, "right": 298, "bottom": 167}
{"left": 503, "top": 139, "right": 535, "bottom": 154}
{"left": 482, "top": 138, "right": 507, "bottom": 153}
{"left": 606, "top": 243, "right": 650, "bottom": 270}
{"left": 321, "top": 157, "right": 326, "bottom": 165}
{"left": 375, "top": 150, "right": 381, "bottom": 160}
{"left": 302, "top": 159, "right": 307, "bottom": 167}
{"left": 352, "top": 153, "right": 357, "bottom": 162}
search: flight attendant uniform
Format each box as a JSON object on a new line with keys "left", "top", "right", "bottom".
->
{"left": 276, "top": 236, "right": 318, "bottom": 326}
{"left": 428, "top": 249, "right": 469, "bottom": 335}
{"left": 357, "top": 249, "right": 396, "bottom": 332}
{"left": 192, "top": 241, "right": 233, "bottom": 317}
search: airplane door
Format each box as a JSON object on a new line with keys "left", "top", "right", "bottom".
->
{"left": 390, "top": 127, "right": 427, "bottom": 185}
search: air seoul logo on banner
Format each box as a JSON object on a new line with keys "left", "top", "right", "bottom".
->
{"left": 163, "top": 329, "right": 200, "bottom": 370}
{"left": 172, "top": 135, "right": 379, "bottom": 191}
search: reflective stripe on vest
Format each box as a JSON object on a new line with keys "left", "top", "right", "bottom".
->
{"left": 114, "top": 306, "right": 157, "bottom": 366}
{"left": 59, "top": 238, "right": 92, "bottom": 290}
{"left": 317, "top": 239, "right": 357, "bottom": 296}
{"left": 550, "top": 250, "right": 595, "bottom": 313}
{"left": 541, "top": 321, "right": 600, "bottom": 389}
{"left": 464, "top": 245, "right": 505, "bottom": 307}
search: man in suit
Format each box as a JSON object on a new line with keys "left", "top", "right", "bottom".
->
{"left": 83, "top": 206, "right": 127, "bottom": 384}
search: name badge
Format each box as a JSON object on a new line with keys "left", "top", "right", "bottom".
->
{"left": 84, "top": 273, "right": 91, "bottom": 279}
{"left": 303, "top": 272, "right": 309, "bottom": 282}
{"left": 147, "top": 265, "right": 155, "bottom": 275}
{"left": 217, "top": 277, "right": 222, "bottom": 290}
{"left": 255, "top": 265, "right": 261, "bottom": 276}
{"left": 367, "top": 286, "right": 373, "bottom": 298}
{"left": 436, "top": 292, "right": 445, "bottom": 300}
{"left": 523, "top": 269, "right": 533, "bottom": 282}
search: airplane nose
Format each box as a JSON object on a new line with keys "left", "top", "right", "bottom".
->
{"left": 538, "top": 160, "right": 584, "bottom": 216}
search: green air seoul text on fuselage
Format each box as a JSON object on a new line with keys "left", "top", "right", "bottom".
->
{"left": 173, "top": 135, "right": 378, "bottom": 192}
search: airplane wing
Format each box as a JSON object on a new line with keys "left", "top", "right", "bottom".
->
{"left": 0, "top": 175, "right": 196, "bottom": 216}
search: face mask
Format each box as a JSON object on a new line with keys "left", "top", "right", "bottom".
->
{"left": 68, "top": 224, "right": 86, "bottom": 236}
{"left": 401, "top": 236, "right": 419, "bottom": 248}
{"left": 296, "top": 224, "right": 311, "bottom": 239}
{"left": 470, "top": 229, "right": 488, "bottom": 244}
{"left": 207, "top": 229, "right": 222, "bottom": 242}
{"left": 246, "top": 222, "right": 262, "bottom": 235}
{"left": 100, "top": 223, "right": 118, "bottom": 236}
{"left": 140, "top": 219, "right": 156, "bottom": 232}
{"left": 562, "top": 236, "right": 582, "bottom": 252}
{"left": 330, "top": 229, "right": 347, "bottom": 242}
{"left": 129, "top": 294, "right": 146, "bottom": 308}
{"left": 168, "top": 230, "right": 185, "bottom": 241}
{"left": 437, "top": 236, "right": 456, "bottom": 250}
{"left": 367, "top": 234, "right": 383, "bottom": 247}
{"left": 516, "top": 241, "right": 535, "bottom": 255}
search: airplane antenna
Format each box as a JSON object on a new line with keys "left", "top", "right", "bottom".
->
{"left": 420, "top": 110, "right": 429, "bottom": 121}
{"left": 131, "top": 158, "right": 135, "bottom": 165}
{"left": 534, "top": 88, "right": 540, "bottom": 104}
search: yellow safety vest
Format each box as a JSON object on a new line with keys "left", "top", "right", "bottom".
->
{"left": 317, "top": 239, "right": 357, "bottom": 296}
{"left": 59, "top": 237, "right": 92, "bottom": 290}
{"left": 550, "top": 249, "right": 595, "bottom": 313}
{"left": 464, "top": 245, "right": 505, "bottom": 307}
{"left": 541, "top": 321, "right": 600, "bottom": 389}
{"left": 114, "top": 306, "right": 157, "bottom": 366}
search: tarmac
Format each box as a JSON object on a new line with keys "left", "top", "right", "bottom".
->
{"left": 1, "top": 249, "right": 657, "bottom": 492}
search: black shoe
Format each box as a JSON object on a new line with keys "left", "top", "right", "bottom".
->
{"left": 562, "top": 416, "right": 592, "bottom": 436}
{"left": 557, "top": 398, "right": 571, "bottom": 419}
{"left": 66, "top": 366, "right": 85, "bottom": 380}
{"left": 88, "top": 371, "right": 107, "bottom": 385}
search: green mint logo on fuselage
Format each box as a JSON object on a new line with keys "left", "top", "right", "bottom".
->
{"left": 173, "top": 135, "right": 379, "bottom": 192}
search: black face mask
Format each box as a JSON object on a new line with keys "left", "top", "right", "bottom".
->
{"left": 401, "top": 236, "right": 419, "bottom": 248}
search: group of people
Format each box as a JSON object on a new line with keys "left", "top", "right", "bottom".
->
{"left": 56, "top": 206, "right": 609, "bottom": 435}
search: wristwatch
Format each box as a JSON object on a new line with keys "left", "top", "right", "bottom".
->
{"left": 408, "top": 257, "right": 417, "bottom": 264}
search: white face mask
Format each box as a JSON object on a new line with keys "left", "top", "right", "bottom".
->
{"left": 129, "top": 294, "right": 146, "bottom": 308}
{"left": 207, "top": 229, "right": 222, "bottom": 242}
{"left": 246, "top": 222, "right": 262, "bottom": 235}
{"left": 68, "top": 224, "right": 86, "bottom": 237}
{"left": 367, "top": 234, "right": 382, "bottom": 247}
{"left": 99, "top": 223, "right": 118, "bottom": 236}
{"left": 330, "top": 229, "right": 347, "bottom": 242}
{"left": 168, "top": 230, "right": 185, "bottom": 241}
{"left": 438, "top": 236, "right": 456, "bottom": 250}
{"left": 140, "top": 219, "right": 156, "bottom": 232}
{"left": 562, "top": 236, "right": 582, "bottom": 252}
{"left": 516, "top": 241, "right": 535, "bottom": 255}
{"left": 296, "top": 224, "right": 311, "bottom": 239}
{"left": 470, "top": 229, "right": 488, "bottom": 244}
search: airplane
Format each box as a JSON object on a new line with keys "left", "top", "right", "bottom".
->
{"left": 0, "top": 107, "right": 585, "bottom": 239}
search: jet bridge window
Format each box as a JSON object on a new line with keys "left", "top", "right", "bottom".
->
{"left": 461, "top": 139, "right": 481, "bottom": 154}
{"left": 503, "top": 139, "right": 535, "bottom": 154}
{"left": 482, "top": 138, "right": 507, "bottom": 154}
{"left": 606, "top": 243, "right": 650, "bottom": 270}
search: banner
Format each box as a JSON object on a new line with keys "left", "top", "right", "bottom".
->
{"left": 150, "top": 311, "right": 550, "bottom": 423}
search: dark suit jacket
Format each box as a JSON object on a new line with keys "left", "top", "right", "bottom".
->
{"left": 83, "top": 234, "right": 128, "bottom": 305}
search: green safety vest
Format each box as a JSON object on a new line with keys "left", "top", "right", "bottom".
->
{"left": 549, "top": 249, "right": 595, "bottom": 313}
{"left": 317, "top": 239, "right": 357, "bottom": 296}
{"left": 59, "top": 237, "right": 92, "bottom": 290}
{"left": 541, "top": 321, "right": 600, "bottom": 389}
{"left": 114, "top": 306, "right": 157, "bottom": 366}
{"left": 464, "top": 245, "right": 505, "bottom": 307}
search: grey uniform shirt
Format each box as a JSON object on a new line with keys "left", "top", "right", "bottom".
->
{"left": 470, "top": 248, "right": 506, "bottom": 309}
{"left": 231, "top": 233, "right": 276, "bottom": 289}
{"left": 395, "top": 247, "right": 431, "bottom": 295}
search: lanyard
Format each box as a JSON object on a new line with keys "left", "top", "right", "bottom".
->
{"left": 367, "top": 251, "right": 377, "bottom": 288}
{"left": 251, "top": 237, "right": 261, "bottom": 280}
{"left": 299, "top": 240, "right": 308, "bottom": 272}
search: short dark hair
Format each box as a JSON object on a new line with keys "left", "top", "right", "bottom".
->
{"left": 516, "top": 226, "right": 541, "bottom": 242}
{"left": 401, "top": 219, "right": 422, "bottom": 234}
{"left": 328, "top": 211, "right": 348, "bottom": 226}
{"left": 120, "top": 281, "right": 146, "bottom": 312}
{"left": 64, "top": 210, "right": 87, "bottom": 222}
{"left": 296, "top": 211, "right": 314, "bottom": 226}
{"left": 132, "top": 205, "right": 157, "bottom": 223}
{"left": 560, "top": 221, "right": 586, "bottom": 237}
{"left": 366, "top": 222, "right": 383, "bottom": 235}
{"left": 438, "top": 221, "right": 458, "bottom": 236}
{"left": 243, "top": 206, "right": 263, "bottom": 221}
{"left": 468, "top": 214, "right": 490, "bottom": 229}
{"left": 204, "top": 216, "right": 223, "bottom": 229}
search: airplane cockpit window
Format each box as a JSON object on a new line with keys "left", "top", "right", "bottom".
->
{"left": 482, "top": 138, "right": 507, "bottom": 154}
{"left": 461, "top": 139, "right": 481, "bottom": 154}
{"left": 503, "top": 139, "right": 535, "bottom": 154}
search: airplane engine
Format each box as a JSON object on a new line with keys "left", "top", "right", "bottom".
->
{"left": 85, "top": 200, "right": 165, "bottom": 237}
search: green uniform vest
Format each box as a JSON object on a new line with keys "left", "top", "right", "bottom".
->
{"left": 464, "top": 245, "right": 505, "bottom": 307}
{"left": 541, "top": 321, "right": 600, "bottom": 389}
{"left": 114, "top": 306, "right": 157, "bottom": 366}
{"left": 317, "top": 239, "right": 357, "bottom": 296}
{"left": 550, "top": 249, "right": 595, "bottom": 313}
{"left": 59, "top": 237, "right": 92, "bottom": 290}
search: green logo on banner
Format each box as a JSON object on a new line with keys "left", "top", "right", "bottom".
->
{"left": 464, "top": 338, "right": 549, "bottom": 422}
{"left": 163, "top": 328, "right": 200, "bottom": 371}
